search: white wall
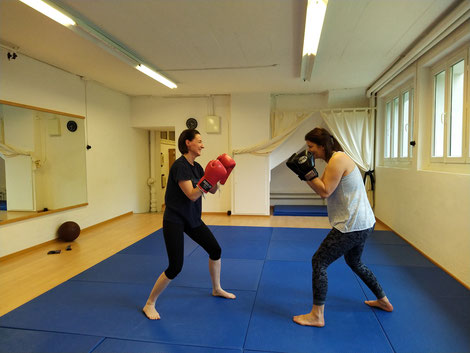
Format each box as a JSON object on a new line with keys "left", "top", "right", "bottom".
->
{"left": 131, "top": 95, "right": 232, "bottom": 213}
{"left": 0, "top": 48, "right": 149, "bottom": 257}
{"left": 374, "top": 21, "right": 470, "bottom": 287}
{"left": 272, "top": 93, "right": 328, "bottom": 111}
{"left": 231, "top": 93, "right": 271, "bottom": 215}
{"left": 327, "top": 87, "right": 369, "bottom": 107}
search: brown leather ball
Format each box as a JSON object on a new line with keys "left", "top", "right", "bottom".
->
{"left": 57, "top": 221, "right": 80, "bottom": 242}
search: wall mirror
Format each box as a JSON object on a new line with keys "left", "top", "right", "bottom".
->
{"left": 0, "top": 100, "right": 88, "bottom": 224}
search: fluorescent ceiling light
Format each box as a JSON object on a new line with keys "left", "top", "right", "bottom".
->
{"left": 302, "top": 0, "right": 328, "bottom": 56}
{"left": 301, "top": 0, "right": 328, "bottom": 81}
{"left": 17, "top": 0, "right": 177, "bottom": 90}
{"left": 18, "top": 0, "right": 75, "bottom": 26}
{"left": 136, "top": 64, "right": 177, "bottom": 89}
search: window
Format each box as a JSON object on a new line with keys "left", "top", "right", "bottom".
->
{"left": 392, "top": 97, "right": 399, "bottom": 158}
{"left": 401, "top": 91, "right": 411, "bottom": 158}
{"left": 432, "top": 70, "right": 445, "bottom": 157}
{"left": 384, "top": 102, "right": 391, "bottom": 158}
{"left": 431, "top": 51, "right": 467, "bottom": 164}
{"left": 160, "top": 130, "right": 176, "bottom": 144}
{"left": 449, "top": 60, "right": 464, "bottom": 158}
{"left": 383, "top": 84, "right": 414, "bottom": 163}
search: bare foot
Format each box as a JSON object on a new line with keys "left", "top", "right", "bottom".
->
{"left": 212, "top": 288, "right": 236, "bottom": 299}
{"left": 365, "top": 298, "right": 394, "bottom": 312}
{"left": 293, "top": 313, "right": 325, "bottom": 327}
{"left": 142, "top": 304, "right": 161, "bottom": 320}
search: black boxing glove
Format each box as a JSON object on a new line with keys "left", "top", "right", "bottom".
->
{"left": 286, "top": 150, "right": 318, "bottom": 181}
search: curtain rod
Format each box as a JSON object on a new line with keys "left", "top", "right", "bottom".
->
{"left": 272, "top": 107, "right": 376, "bottom": 113}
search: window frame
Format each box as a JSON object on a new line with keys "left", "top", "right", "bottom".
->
{"left": 382, "top": 81, "right": 414, "bottom": 165}
{"left": 430, "top": 48, "right": 468, "bottom": 164}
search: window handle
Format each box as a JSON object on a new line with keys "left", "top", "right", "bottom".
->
{"left": 410, "top": 141, "right": 416, "bottom": 146}
{"left": 441, "top": 113, "right": 445, "bottom": 124}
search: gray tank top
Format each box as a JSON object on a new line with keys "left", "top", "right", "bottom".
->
{"left": 327, "top": 164, "right": 375, "bottom": 233}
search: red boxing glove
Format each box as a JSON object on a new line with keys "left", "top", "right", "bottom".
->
{"left": 197, "top": 160, "right": 227, "bottom": 193}
{"left": 217, "top": 153, "right": 236, "bottom": 185}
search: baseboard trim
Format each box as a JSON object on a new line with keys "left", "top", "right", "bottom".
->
{"left": 82, "top": 211, "right": 133, "bottom": 232}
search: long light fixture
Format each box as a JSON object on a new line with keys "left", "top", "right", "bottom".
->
{"left": 136, "top": 65, "right": 177, "bottom": 89}
{"left": 17, "top": 0, "right": 177, "bottom": 89}
{"left": 18, "top": 0, "right": 75, "bottom": 26}
{"left": 301, "top": 0, "right": 328, "bottom": 82}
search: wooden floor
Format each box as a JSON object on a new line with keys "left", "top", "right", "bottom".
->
{"left": 0, "top": 212, "right": 391, "bottom": 317}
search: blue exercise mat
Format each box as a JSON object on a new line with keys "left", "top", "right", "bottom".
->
{"left": 1, "top": 227, "right": 470, "bottom": 353}
{"left": 267, "top": 227, "right": 328, "bottom": 261}
{"left": 0, "top": 327, "right": 103, "bottom": 353}
{"left": 191, "top": 226, "right": 272, "bottom": 260}
{"left": 244, "top": 260, "right": 394, "bottom": 353}
{"left": 93, "top": 338, "right": 241, "bottom": 353}
{"left": 273, "top": 205, "right": 328, "bottom": 216}
{"left": 0, "top": 281, "right": 255, "bottom": 350}
{"left": 362, "top": 243, "right": 435, "bottom": 267}
{"left": 358, "top": 264, "right": 470, "bottom": 352}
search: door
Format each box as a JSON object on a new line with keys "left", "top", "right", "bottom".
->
{"left": 168, "top": 149, "right": 176, "bottom": 169}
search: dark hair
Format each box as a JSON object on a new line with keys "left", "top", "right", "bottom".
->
{"left": 178, "top": 129, "right": 201, "bottom": 154}
{"left": 305, "top": 128, "right": 343, "bottom": 162}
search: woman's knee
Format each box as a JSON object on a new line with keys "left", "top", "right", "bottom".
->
{"left": 311, "top": 254, "right": 326, "bottom": 272}
{"left": 209, "top": 244, "right": 221, "bottom": 261}
{"left": 345, "top": 258, "right": 364, "bottom": 273}
{"left": 165, "top": 263, "right": 183, "bottom": 279}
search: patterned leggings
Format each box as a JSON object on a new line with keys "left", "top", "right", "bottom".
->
{"left": 312, "top": 226, "right": 385, "bottom": 305}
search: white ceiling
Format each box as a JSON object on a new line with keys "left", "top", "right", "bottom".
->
{"left": 0, "top": 0, "right": 459, "bottom": 97}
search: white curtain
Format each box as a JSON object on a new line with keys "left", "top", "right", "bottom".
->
{"left": 231, "top": 107, "right": 375, "bottom": 206}
{"left": 320, "top": 109, "right": 375, "bottom": 206}
{"left": 0, "top": 142, "right": 32, "bottom": 158}
{"left": 233, "top": 111, "right": 317, "bottom": 155}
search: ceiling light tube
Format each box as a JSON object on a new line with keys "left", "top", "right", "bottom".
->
{"left": 18, "top": 0, "right": 75, "bottom": 26}
{"left": 302, "top": 0, "right": 328, "bottom": 56}
{"left": 17, "top": 0, "right": 177, "bottom": 90}
{"left": 136, "top": 64, "right": 177, "bottom": 89}
{"left": 301, "top": 0, "right": 328, "bottom": 81}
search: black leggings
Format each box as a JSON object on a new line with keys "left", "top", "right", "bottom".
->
{"left": 163, "top": 220, "right": 221, "bottom": 279}
{"left": 312, "top": 226, "right": 385, "bottom": 305}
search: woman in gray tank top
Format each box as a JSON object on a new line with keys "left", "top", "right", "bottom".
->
{"left": 288, "top": 128, "right": 393, "bottom": 327}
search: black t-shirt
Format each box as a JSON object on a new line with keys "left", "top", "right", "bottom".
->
{"left": 163, "top": 155, "right": 204, "bottom": 228}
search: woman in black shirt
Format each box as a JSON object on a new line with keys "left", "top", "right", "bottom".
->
{"left": 143, "top": 129, "right": 235, "bottom": 320}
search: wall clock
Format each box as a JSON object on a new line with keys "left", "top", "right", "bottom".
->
{"left": 67, "top": 120, "right": 78, "bottom": 132}
{"left": 186, "top": 117, "right": 198, "bottom": 129}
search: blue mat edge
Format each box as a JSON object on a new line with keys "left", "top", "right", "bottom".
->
{"left": 273, "top": 205, "right": 328, "bottom": 216}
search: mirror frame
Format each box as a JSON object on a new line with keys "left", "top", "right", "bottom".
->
{"left": 0, "top": 100, "right": 88, "bottom": 225}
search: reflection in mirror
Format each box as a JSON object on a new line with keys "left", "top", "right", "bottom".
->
{"left": 0, "top": 101, "right": 88, "bottom": 224}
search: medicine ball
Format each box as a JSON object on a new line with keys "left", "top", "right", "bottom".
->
{"left": 57, "top": 221, "right": 81, "bottom": 242}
